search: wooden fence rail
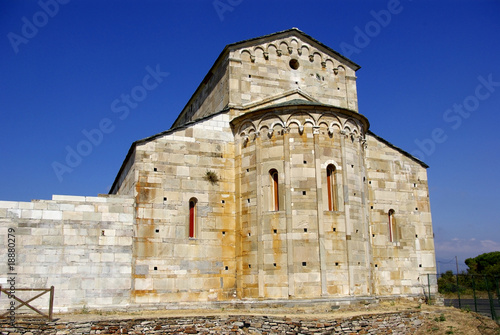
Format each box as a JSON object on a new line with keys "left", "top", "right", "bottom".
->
{"left": 0, "top": 286, "right": 54, "bottom": 321}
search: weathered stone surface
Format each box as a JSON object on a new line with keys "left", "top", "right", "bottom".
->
{"left": 0, "top": 28, "right": 436, "bottom": 311}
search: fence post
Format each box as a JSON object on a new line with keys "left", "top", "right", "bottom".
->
{"left": 456, "top": 273, "right": 461, "bottom": 308}
{"left": 485, "top": 277, "right": 497, "bottom": 322}
{"left": 49, "top": 286, "right": 54, "bottom": 321}
{"left": 471, "top": 275, "right": 478, "bottom": 313}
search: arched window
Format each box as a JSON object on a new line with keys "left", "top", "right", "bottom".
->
{"left": 388, "top": 209, "right": 395, "bottom": 242}
{"left": 189, "top": 198, "right": 198, "bottom": 238}
{"left": 326, "top": 164, "right": 337, "bottom": 211}
{"left": 269, "top": 169, "right": 279, "bottom": 211}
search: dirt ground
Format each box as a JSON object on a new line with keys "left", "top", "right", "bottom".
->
{"left": 413, "top": 304, "right": 500, "bottom": 335}
{"left": 47, "top": 300, "right": 500, "bottom": 334}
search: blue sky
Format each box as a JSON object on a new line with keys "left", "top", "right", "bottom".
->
{"left": 1, "top": 0, "right": 499, "bottom": 273}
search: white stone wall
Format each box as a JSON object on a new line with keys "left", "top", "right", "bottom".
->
{"left": 229, "top": 37, "right": 358, "bottom": 114}
{"left": 119, "top": 114, "right": 238, "bottom": 304}
{"left": 172, "top": 58, "right": 230, "bottom": 128}
{"left": 0, "top": 30, "right": 437, "bottom": 312}
{"left": 0, "top": 194, "right": 134, "bottom": 312}
{"left": 233, "top": 105, "right": 374, "bottom": 299}
{"left": 365, "top": 134, "right": 437, "bottom": 296}
{"left": 231, "top": 105, "right": 437, "bottom": 300}
{"left": 172, "top": 30, "right": 360, "bottom": 129}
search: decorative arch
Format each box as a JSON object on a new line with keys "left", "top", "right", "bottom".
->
{"left": 254, "top": 46, "right": 265, "bottom": 60}
{"left": 267, "top": 44, "right": 278, "bottom": 58}
{"left": 240, "top": 49, "right": 252, "bottom": 62}
{"left": 290, "top": 38, "right": 299, "bottom": 53}
{"left": 279, "top": 41, "right": 289, "bottom": 54}
{"left": 325, "top": 59, "right": 335, "bottom": 70}
{"left": 286, "top": 112, "right": 315, "bottom": 135}
{"left": 261, "top": 120, "right": 285, "bottom": 138}
{"left": 300, "top": 45, "right": 310, "bottom": 57}
{"left": 310, "top": 51, "right": 322, "bottom": 63}
{"left": 287, "top": 119, "right": 303, "bottom": 134}
{"left": 287, "top": 111, "right": 316, "bottom": 126}
{"left": 343, "top": 119, "right": 360, "bottom": 135}
{"left": 317, "top": 120, "right": 329, "bottom": 129}
{"left": 317, "top": 113, "right": 342, "bottom": 128}
{"left": 237, "top": 120, "right": 256, "bottom": 137}
{"left": 257, "top": 113, "right": 285, "bottom": 130}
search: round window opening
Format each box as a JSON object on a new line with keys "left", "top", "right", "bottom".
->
{"left": 289, "top": 59, "right": 300, "bottom": 70}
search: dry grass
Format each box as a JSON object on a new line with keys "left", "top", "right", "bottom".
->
{"left": 55, "top": 301, "right": 499, "bottom": 334}
{"left": 415, "top": 305, "right": 499, "bottom": 335}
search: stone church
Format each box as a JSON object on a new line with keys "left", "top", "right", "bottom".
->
{"left": 0, "top": 28, "right": 436, "bottom": 311}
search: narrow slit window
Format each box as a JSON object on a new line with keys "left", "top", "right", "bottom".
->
{"left": 388, "top": 209, "right": 396, "bottom": 242}
{"left": 189, "top": 198, "right": 198, "bottom": 238}
{"left": 326, "top": 164, "right": 337, "bottom": 211}
{"left": 270, "top": 169, "right": 279, "bottom": 211}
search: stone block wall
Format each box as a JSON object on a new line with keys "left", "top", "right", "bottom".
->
{"left": 0, "top": 311, "right": 426, "bottom": 334}
{"left": 0, "top": 195, "right": 134, "bottom": 312}
{"left": 114, "top": 114, "right": 238, "bottom": 304}
{"left": 0, "top": 110, "right": 436, "bottom": 312}
{"left": 365, "top": 134, "right": 437, "bottom": 296}
{"left": 110, "top": 151, "right": 136, "bottom": 196}
{"left": 173, "top": 58, "right": 230, "bottom": 128}
{"left": 172, "top": 30, "right": 360, "bottom": 129}
{"left": 229, "top": 35, "right": 359, "bottom": 115}
{"left": 233, "top": 104, "right": 376, "bottom": 300}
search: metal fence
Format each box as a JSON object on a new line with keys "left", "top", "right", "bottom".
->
{"left": 435, "top": 273, "right": 500, "bottom": 323}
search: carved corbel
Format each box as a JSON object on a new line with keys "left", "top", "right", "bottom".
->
{"left": 321, "top": 61, "right": 326, "bottom": 68}
{"left": 309, "top": 55, "right": 314, "bottom": 62}
{"left": 268, "top": 128, "right": 274, "bottom": 138}
{"left": 253, "top": 131, "right": 260, "bottom": 140}
{"left": 361, "top": 139, "right": 367, "bottom": 149}
{"left": 298, "top": 125, "right": 304, "bottom": 134}
{"left": 250, "top": 55, "right": 255, "bottom": 63}
{"left": 288, "top": 46, "right": 293, "bottom": 54}
{"left": 297, "top": 48, "right": 302, "bottom": 56}
{"left": 263, "top": 52, "right": 269, "bottom": 60}
{"left": 276, "top": 49, "right": 282, "bottom": 57}
{"left": 333, "top": 68, "right": 339, "bottom": 75}
{"left": 328, "top": 127, "right": 334, "bottom": 136}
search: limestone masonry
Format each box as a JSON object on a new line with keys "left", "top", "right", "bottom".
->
{"left": 0, "top": 28, "right": 437, "bottom": 312}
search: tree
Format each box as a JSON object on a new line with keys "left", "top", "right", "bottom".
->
{"left": 465, "top": 251, "right": 500, "bottom": 276}
{"left": 438, "top": 270, "right": 459, "bottom": 294}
